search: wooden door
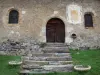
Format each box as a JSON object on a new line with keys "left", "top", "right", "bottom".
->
{"left": 46, "top": 18, "right": 65, "bottom": 43}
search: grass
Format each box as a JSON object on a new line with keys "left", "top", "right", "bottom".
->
{"left": 69, "top": 49, "right": 100, "bottom": 75}
{"left": 0, "top": 50, "right": 100, "bottom": 75}
{"left": 0, "top": 55, "right": 21, "bottom": 75}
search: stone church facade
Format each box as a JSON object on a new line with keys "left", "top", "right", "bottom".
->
{"left": 0, "top": 0, "right": 100, "bottom": 49}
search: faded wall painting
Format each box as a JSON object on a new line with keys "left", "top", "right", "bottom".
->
{"left": 67, "top": 5, "right": 82, "bottom": 24}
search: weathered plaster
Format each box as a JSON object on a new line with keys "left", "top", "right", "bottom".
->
{"left": 22, "top": 11, "right": 26, "bottom": 14}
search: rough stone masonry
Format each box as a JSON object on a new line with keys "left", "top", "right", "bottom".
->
{"left": 0, "top": 0, "right": 100, "bottom": 53}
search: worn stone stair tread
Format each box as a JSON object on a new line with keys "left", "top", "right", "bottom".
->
{"left": 32, "top": 53, "right": 71, "bottom": 57}
{"left": 42, "top": 49, "right": 70, "bottom": 53}
{"left": 22, "top": 54, "right": 71, "bottom": 60}
{"left": 22, "top": 56, "right": 72, "bottom": 61}
{"left": 42, "top": 64, "right": 74, "bottom": 72}
{"left": 23, "top": 60, "right": 73, "bottom": 63}
{"left": 20, "top": 70, "right": 51, "bottom": 74}
{"left": 23, "top": 60, "right": 73, "bottom": 65}
{"left": 42, "top": 64, "right": 73, "bottom": 67}
{"left": 22, "top": 64, "right": 42, "bottom": 69}
{"left": 43, "top": 47, "right": 68, "bottom": 49}
{"left": 45, "top": 43, "right": 67, "bottom": 47}
{"left": 21, "top": 64, "right": 73, "bottom": 72}
{"left": 46, "top": 56, "right": 72, "bottom": 61}
{"left": 22, "top": 54, "right": 71, "bottom": 59}
{"left": 42, "top": 47, "right": 68, "bottom": 50}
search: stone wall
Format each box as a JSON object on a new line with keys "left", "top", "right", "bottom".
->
{"left": 0, "top": 39, "right": 41, "bottom": 55}
{"left": 0, "top": 0, "right": 100, "bottom": 49}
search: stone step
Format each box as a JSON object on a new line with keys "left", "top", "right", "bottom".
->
{"left": 23, "top": 60, "right": 73, "bottom": 66}
{"left": 31, "top": 53, "right": 71, "bottom": 57}
{"left": 42, "top": 48, "right": 69, "bottom": 53}
{"left": 22, "top": 53, "right": 71, "bottom": 60}
{"left": 43, "top": 47, "right": 68, "bottom": 50}
{"left": 20, "top": 69, "right": 51, "bottom": 74}
{"left": 22, "top": 64, "right": 42, "bottom": 69}
{"left": 45, "top": 43, "right": 67, "bottom": 47}
{"left": 42, "top": 64, "right": 74, "bottom": 72}
{"left": 21, "top": 43, "right": 72, "bottom": 72}
{"left": 46, "top": 56, "right": 72, "bottom": 61}
{"left": 22, "top": 53, "right": 71, "bottom": 59}
{"left": 21, "top": 64, "right": 73, "bottom": 72}
{"left": 22, "top": 56, "right": 72, "bottom": 61}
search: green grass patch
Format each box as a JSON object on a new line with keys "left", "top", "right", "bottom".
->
{"left": 70, "top": 49, "right": 100, "bottom": 75}
{"left": 0, "top": 55, "right": 21, "bottom": 75}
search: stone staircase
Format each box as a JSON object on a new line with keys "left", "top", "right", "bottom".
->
{"left": 20, "top": 43, "right": 73, "bottom": 74}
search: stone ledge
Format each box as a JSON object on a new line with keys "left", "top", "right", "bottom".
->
{"left": 22, "top": 64, "right": 42, "bottom": 69}
{"left": 31, "top": 53, "right": 71, "bottom": 57}
{"left": 19, "top": 69, "right": 51, "bottom": 74}
{"left": 42, "top": 64, "right": 74, "bottom": 72}
{"left": 22, "top": 60, "right": 73, "bottom": 65}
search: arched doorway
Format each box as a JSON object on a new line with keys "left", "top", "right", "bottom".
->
{"left": 46, "top": 18, "right": 65, "bottom": 43}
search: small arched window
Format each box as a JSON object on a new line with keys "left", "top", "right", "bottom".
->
{"left": 84, "top": 13, "right": 93, "bottom": 28}
{"left": 9, "top": 10, "right": 19, "bottom": 24}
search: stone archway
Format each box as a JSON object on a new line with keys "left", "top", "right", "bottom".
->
{"left": 46, "top": 18, "right": 65, "bottom": 43}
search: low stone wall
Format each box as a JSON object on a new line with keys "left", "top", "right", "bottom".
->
{"left": 0, "top": 36, "right": 100, "bottom": 55}
{"left": 69, "top": 34, "right": 100, "bottom": 50}
{"left": 0, "top": 39, "right": 41, "bottom": 55}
